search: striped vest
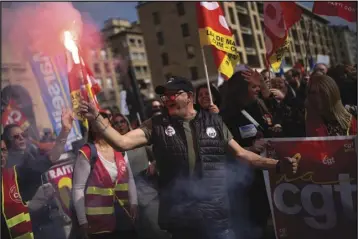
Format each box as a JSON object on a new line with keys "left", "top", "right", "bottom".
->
{"left": 2, "top": 167, "right": 34, "bottom": 239}
{"left": 79, "top": 145, "right": 130, "bottom": 234}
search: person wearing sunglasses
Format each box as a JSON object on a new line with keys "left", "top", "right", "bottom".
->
{"left": 2, "top": 108, "right": 74, "bottom": 239}
{"left": 79, "top": 76, "right": 298, "bottom": 239}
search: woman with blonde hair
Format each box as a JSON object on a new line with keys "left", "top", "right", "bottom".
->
{"left": 305, "top": 74, "right": 357, "bottom": 136}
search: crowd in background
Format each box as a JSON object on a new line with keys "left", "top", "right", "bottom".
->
{"left": 1, "top": 62, "right": 357, "bottom": 239}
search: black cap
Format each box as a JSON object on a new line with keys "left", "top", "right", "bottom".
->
{"left": 155, "top": 76, "right": 194, "bottom": 95}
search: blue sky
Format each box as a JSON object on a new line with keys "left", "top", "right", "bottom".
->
{"left": 71, "top": 1, "right": 356, "bottom": 31}
{"left": 4, "top": 1, "right": 356, "bottom": 31}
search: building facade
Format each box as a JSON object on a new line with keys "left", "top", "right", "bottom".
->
{"left": 86, "top": 47, "right": 122, "bottom": 110}
{"left": 103, "top": 19, "right": 154, "bottom": 100}
{"left": 137, "top": 2, "right": 347, "bottom": 88}
{"left": 332, "top": 26, "right": 357, "bottom": 65}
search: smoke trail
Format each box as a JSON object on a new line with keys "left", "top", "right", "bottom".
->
{"left": 2, "top": 2, "right": 102, "bottom": 61}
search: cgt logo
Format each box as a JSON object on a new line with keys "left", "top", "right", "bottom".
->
{"left": 322, "top": 155, "right": 335, "bottom": 165}
{"left": 9, "top": 185, "right": 22, "bottom": 203}
{"left": 344, "top": 142, "right": 354, "bottom": 152}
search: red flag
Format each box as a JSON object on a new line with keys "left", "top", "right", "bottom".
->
{"left": 2, "top": 99, "right": 30, "bottom": 130}
{"left": 313, "top": 2, "right": 357, "bottom": 22}
{"left": 264, "top": 2, "right": 302, "bottom": 70}
{"left": 196, "top": 2, "right": 240, "bottom": 79}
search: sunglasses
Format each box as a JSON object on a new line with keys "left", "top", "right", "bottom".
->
{"left": 113, "top": 119, "right": 127, "bottom": 126}
{"left": 160, "top": 91, "right": 185, "bottom": 101}
{"left": 11, "top": 133, "right": 26, "bottom": 140}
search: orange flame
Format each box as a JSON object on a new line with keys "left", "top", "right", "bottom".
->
{"left": 63, "top": 31, "right": 80, "bottom": 64}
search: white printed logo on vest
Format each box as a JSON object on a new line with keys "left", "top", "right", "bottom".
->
{"left": 165, "top": 126, "right": 176, "bottom": 136}
{"left": 9, "top": 185, "right": 21, "bottom": 203}
{"left": 206, "top": 127, "right": 217, "bottom": 138}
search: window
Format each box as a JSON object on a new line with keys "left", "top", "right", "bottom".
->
{"left": 100, "top": 50, "right": 107, "bottom": 60}
{"left": 104, "top": 62, "right": 111, "bottom": 73}
{"left": 247, "top": 55, "right": 260, "bottom": 67}
{"left": 106, "top": 78, "right": 113, "bottom": 88}
{"left": 135, "top": 66, "right": 141, "bottom": 74}
{"left": 156, "top": 32, "right": 164, "bottom": 45}
{"left": 258, "top": 35, "right": 264, "bottom": 49}
{"left": 161, "top": 53, "right": 169, "bottom": 66}
{"left": 239, "top": 52, "right": 244, "bottom": 63}
{"left": 153, "top": 12, "right": 160, "bottom": 25}
{"left": 253, "top": 15, "right": 259, "bottom": 30}
{"left": 190, "top": 67, "right": 198, "bottom": 81}
{"left": 142, "top": 66, "right": 148, "bottom": 73}
{"left": 96, "top": 78, "right": 103, "bottom": 88}
{"left": 137, "top": 39, "right": 143, "bottom": 47}
{"left": 232, "top": 29, "right": 240, "bottom": 46}
{"left": 129, "top": 38, "right": 136, "bottom": 46}
{"left": 228, "top": 7, "right": 235, "bottom": 24}
{"left": 176, "top": 2, "right": 185, "bottom": 16}
{"left": 94, "top": 63, "right": 101, "bottom": 74}
{"left": 131, "top": 52, "right": 139, "bottom": 60}
{"left": 186, "top": 44, "right": 195, "bottom": 59}
{"left": 181, "top": 23, "right": 190, "bottom": 37}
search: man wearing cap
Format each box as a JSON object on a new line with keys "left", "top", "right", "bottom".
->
{"left": 79, "top": 76, "right": 298, "bottom": 239}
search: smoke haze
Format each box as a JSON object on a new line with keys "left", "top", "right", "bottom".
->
{"left": 2, "top": 2, "right": 102, "bottom": 60}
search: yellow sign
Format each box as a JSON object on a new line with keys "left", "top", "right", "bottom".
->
{"left": 199, "top": 27, "right": 238, "bottom": 55}
{"left": 269, "top": 38, "right": 290, "bottom": 72}
{"left": 218, "top": 53, "right": 240, "bottom": 79}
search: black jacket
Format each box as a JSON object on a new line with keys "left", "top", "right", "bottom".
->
{"left": 152, "top": 110, "right": 230, "bottom": 232}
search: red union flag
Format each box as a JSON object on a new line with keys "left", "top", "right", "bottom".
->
{"left": 196, "top": 2, "right": 240, "bottom": 79}
{"left": 313, "top": 2, "right": 357, "bottom": 22}
{"left": 2, "top": 99, "right": 30, "bottom": 130}
{"left": 264, "top": 137, "right": 357, "bottom": 239}
{"left": 264, "top": 2, "right": 302, "bottom": 71}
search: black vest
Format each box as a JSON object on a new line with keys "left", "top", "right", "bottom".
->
{"left": 152, "top": 110, "right": 230, "bottom": 231}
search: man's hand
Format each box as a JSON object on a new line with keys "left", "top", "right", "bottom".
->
{"left": 79, "top": 99, "right": 99, "bottom": 121}
{"left": 208, "top": 104, "right": 220, "bottom": 113}
{"left": 279, "top": 157, "right": 299, "bottom": 174}
{"left": 130, "top": 204, "right": 138, "bottom": 221}
{"left": 147, "top": 161, "right": 157, "bottom": 176}
{"left": 61, "top": 108, "right": 74, "bottom": 132}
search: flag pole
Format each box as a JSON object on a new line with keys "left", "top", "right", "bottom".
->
{"left": 304, "top": 21, "right": 313, "bottom": 73}
{"left": 200, "top": 46, "right": 213, "bottom": 105}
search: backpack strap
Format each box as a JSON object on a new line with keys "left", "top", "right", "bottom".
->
{"left": 86, "top": 143, "right": 98, "bottom": 170}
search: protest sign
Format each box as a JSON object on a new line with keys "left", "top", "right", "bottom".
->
{"left": 263, "top": 136, "right": 357, "bottom": 239}
{"left": 29, "top": 52, "right": 82, "bottom": 150}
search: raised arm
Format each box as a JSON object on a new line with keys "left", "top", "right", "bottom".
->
{"left": 48, "top": 108, "right": 73, "bottom": 163}
{"left": 228, "top": 139, "right": 298, "bottom": 173}
{"left": 79, "top": 100, "right": 148, "bottom": 151}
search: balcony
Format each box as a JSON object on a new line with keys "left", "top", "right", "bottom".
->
{"left": 245, "top": 47, "right": 257, "bottom": 55}
{"left": 236, "top": 6, "right": 248, "bottom": 14}
{"left": 240, "top": 26, "right": 252, "bottom": 35}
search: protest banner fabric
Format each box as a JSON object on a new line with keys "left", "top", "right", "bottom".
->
{"left": 45, "top": 156, "right": 74, "bottom": 218}
{"left": 313, "top": 2, "right": 357, "bottom": 23}
{"left": 29, "top": 53, "right": 82, "bottom": 150}
{"left": 2, "top": 99, "right": 30, "bottom": 130}
{"left": 263, "top": 136, "right": 357, "bottom": 239}
{"left": 197, "top": 2, "right": 240, "bottom": 79}
{"left": 264, "top": 2, "right": 302, "bottom": 71}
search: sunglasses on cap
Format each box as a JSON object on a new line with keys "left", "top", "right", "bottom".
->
{"left": 11, "top": 133, "right": 26, "bottom": 140}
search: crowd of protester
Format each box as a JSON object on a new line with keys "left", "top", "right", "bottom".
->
{"left": 1, "top": 62, "right": 356, "bottom": 239}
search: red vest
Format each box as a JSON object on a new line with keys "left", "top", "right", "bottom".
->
{"left": 2, "top": 167, "right": 34, "bottom": 239}
{"left": 79, "top": 145, "right": 130, "bottom": 234}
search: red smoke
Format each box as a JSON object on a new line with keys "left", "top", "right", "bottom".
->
{"left": 3, "top": 2, "right": 103, "bottom": 59}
